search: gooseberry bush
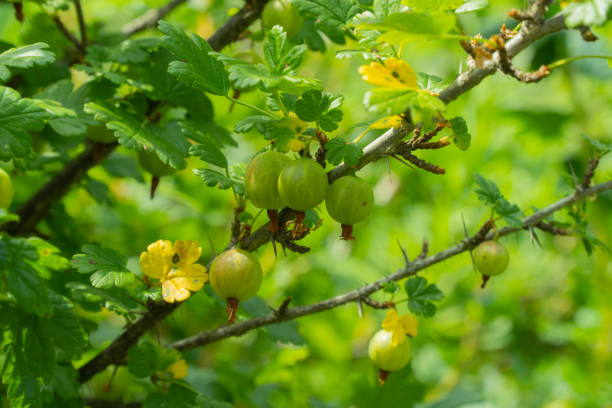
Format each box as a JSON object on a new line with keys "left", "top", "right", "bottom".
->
{"left": 0, "top": 0, "right": 611, "bottom": 407}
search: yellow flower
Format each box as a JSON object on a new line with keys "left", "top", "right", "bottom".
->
{"left": 358, "top": 58, "right": 418, "bottom": 90}
{"left": 382, "top": 309, "right": 418, "bottom": 347}
{"left": 167, "top": 359, "right": 188, "bottom": 380}
{"left": 139, "top": 240, "right": 208, "bottom": 303}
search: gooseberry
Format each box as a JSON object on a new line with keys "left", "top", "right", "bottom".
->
{"left": 368, "top": 329, "right": 411, "bottom": 386}
{"left": 209, "top": 248, "right": 263, "bottom": 324}
{"left": 325, "top": 175, "right": 373, "bottom": 240}
{"left": 137, "top": 149, "right": 175, "bottom": 199}
{"left": 277, "top": 158, "right": 328, "bottom": 236}
{"left": 244, "top": 150, "right": 290, "bottom": 234}
{"left": 473, "top": 240, "right": 509, "bottom": 288}
{"left": 0, "top": 168, "right": 14, "bottom": 210}
{"left": 86, "top": 124, "right": 116, "bottom": 144}
{"left": 262, "top": 0, "right": 304, "bottom": 38}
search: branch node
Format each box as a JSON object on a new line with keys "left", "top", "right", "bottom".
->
{"left": 361, "top": 296, "right": 395, "bottom": 309}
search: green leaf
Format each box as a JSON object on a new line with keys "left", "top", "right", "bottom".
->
{"left": 143, "top": 382, "right": 198, "bottom": 408}
{"left": 102, "top": 152, "right": 145, "bottom": 182}
{"left": 127, "top": 342, "right": 159, "bottom": 378}
{"left": 473, "top": 174, "right": 524, "bottom": 227}
{"left": 268, "top": 321, "right": 306, "bottom": 346}
{"left": 404, "top": 276, "right": 444, "bottom": 318}
{"left": 0, "top": 86, "right": 48, "bottom": 161}
{"left": 27, "top": 237, "right": 70, "bottom": 271}
{"left": 72, "top": 244, "right": 135, "bottom": 289}
{"left": 50, "top": 364, "right": 80, "bottom": 400}
{"left": 456, "top": 0, "right": 489, "bottom": 13}
{"left": 293, "top": 0, "right": 361, "bottom": 44}
{"left": 295, "top": 90, "right": 344, "bottom": 132}
{"left": 363, "top": 88, "right": 417, "bottom": 115}
{"left": 325, "top": 137, "right": 363, "bottom": 166}
{"left": 373, "top": 0, "right": 401, "bottom": 18}
{"left": 583, "top": 134, "right": 611, "bottom": 155}
{"left": 34, "top": 79, "right": 97, "bottom": 137}
{"left": 24, "top": 316, "right": 56, "bottom": 381}
{"left": 189, "top": 143, "right": 227, "bottom": 168}
{"left": 382, "top": 281, "right": 400, "bottom": 294}
{"left": 84, "top": 102, "right": 189, "bottom": 169}
{"left": 158, "top": 20, "right": 229, "bottom": 96}
{"left": 193, "top": 169, "right": 234, "bottom": 189}
{"left": 404, "top": 0, "right": 462, "bottom": 12}
{"left": 128, "top": 341, "right": 180, "bottom": 378}
{"left": 264, "top": 26, "right": 308, "bottom": 75}
{"left": 449, "top": 116, "right": 471, "bottom": 150}
{"left": 473, "top": 173, "right": 503, "bottom": 205}
{"left": 42, "top": 293, "right": 88, "bottom": 360}
{"left": 0, "top": 42, "right": 55, "bottom": 81}
{"left": 562, "top": 0, "right": 612, "bottom": 28}
{"left": 0, "top": 235, "right": 51, "bottom": 317}
{"left": 181, "top": 119, "right": 236, "bottom": 147}
{"left": 234, "top": 115, "right": 278, "bottom": 134}
{"left": 360, "top": 12, "right": 457, "bottom": 44}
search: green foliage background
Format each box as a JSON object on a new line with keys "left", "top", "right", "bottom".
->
{"left": 1, "top": 0, "right": 611, "bottom": 407}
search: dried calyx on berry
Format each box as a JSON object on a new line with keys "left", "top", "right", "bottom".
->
{"left": 325, "top": 175, "right": 373, "bottom": 240}
{"left": 138, "top": 149, "right": 175, "bottom": 199}
{"left": 473, "top": 239, "right": 509, "bottom": 288}
{"left": 277, "top": 158, "right": 328, "bottom": 237}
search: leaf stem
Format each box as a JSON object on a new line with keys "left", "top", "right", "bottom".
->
{"left": 547, "top": 55, "right": 612, "bottom": 70}
{"left": 224, "top": 95, "right": 277, "bottom": 118}
{"left": 274, "top": 90, "right": 289, "bottom": 117}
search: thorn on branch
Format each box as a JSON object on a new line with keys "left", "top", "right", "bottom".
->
{"left": 274, "top": 297, "right": 292, "bottom": 316}
{"left": 397, "top": 240, "right": 411, "bottom": 265}
{"left": 361, "top": 296, "right": 395, "bottom": 309}
{"left": 416, "top": 239, "right": 428, "bottom": 260}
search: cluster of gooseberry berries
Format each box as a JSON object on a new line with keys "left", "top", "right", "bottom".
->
{"left": 245, "top": 150, "right": 374, "bottom": 240}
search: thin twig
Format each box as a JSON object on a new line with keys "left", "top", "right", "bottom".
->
{"left": 52, "top": 15, "right": 85, "bottom": 54}
{"left": 73, "top": 0, "right": 87, "bottom": 47}
{"left": 121, "top": 0, "right": 188, "bottom": 37}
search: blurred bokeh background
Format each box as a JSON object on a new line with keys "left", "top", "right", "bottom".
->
{"left": 1, "top": 0, "right": 611, "bottom": 406}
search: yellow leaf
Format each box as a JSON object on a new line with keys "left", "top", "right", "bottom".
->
{"left": 369, "top": 115, "right": 404, "bottom": 130}
{"left": 358, "top": 58, "right": 418, "bottom": 90}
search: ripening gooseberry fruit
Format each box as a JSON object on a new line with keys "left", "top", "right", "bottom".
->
{"left": 262, "top": 0, "right": 304, "bottom": 38}
{"left": 0, "top": 168, "right": 14, "bottom": 209}
{"left": 325, "top": 175, "right": 373, "bottom": 240}
{"left": 244, "top": 151, "right": 290, "bottom": 234}
{"left": 277, "top": 158, "right": 328, "bottom": 236}
{"left": 473, "top": 240, "right": 509, "bottom": 288}
{"left": 86, "top": 124, "right": 115, "bottom": 144}
{"left": 209, "top": 248, "right": 263, "bottom": 324}
{"left": 137, "top": 149, "right": 175, "bottom": 199}
{"left": 368, "top": 330, "right": 411, "bottom": 386}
